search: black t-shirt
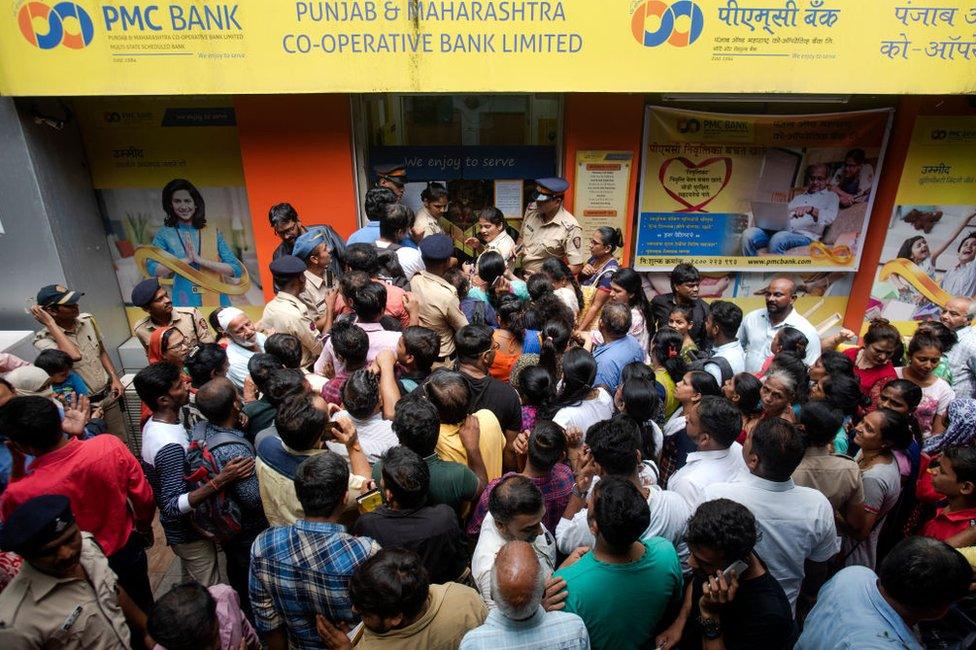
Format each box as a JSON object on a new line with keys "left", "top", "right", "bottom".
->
{"left": 683, "top": 562, "right": 795, "bottom": 650}
{"left": 352, "top": 504, "right": 468, "bottom": 584}
{"left": 650, "top": 293, "right": 711, "bottom": 349}
{"left": 461, "top": 372, "right": 522, "bottom": 434}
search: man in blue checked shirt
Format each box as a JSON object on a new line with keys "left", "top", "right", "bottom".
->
{"left": 249, "top": 451, "right": 379, "bottom": 649}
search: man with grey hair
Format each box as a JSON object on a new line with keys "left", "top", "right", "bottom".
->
{"left": 591, "top": 302, "right": 645, "bottom": 392}
{"left": 460, "top": 540, "right": 590, "bottom": 649}
{"left": 941, "top": 296, "right": 976, "bottom": 398}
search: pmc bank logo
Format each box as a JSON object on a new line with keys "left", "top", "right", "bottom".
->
{"left": 631, "top": 0, "right": 703, "bottom": 47}
{"left": 17, "top": 1, "right": 95, "bottom": 49}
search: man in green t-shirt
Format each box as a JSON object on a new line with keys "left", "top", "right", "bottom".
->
{"left": 372, "top": 396, "right": 481, "bottom": 515}
{"left": 554, "top": 477, "right": 683, "bottom": 650}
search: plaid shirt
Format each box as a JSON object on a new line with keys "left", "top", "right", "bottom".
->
{"left": 320, "top": 370, "right": 350, "bottom": 407}
{"left": 249, "top": 520, "right": 379, "bottom": 649}
{"left": 466, "top": 467, "right": 574, "bottom": 538}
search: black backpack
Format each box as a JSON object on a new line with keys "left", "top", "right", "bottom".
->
{"left": 374, "top": 243, "right": 410, "bottom": 289}
{"left": 686, "top": 349, "right": 734, "bottom": 384}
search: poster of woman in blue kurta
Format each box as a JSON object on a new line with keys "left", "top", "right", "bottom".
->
{"left": 73, "top": 97, "right": 264, "bottom": 328}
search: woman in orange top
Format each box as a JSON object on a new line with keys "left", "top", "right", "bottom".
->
{"left": 489, "top": 297, "right": 526, "bottom": 383}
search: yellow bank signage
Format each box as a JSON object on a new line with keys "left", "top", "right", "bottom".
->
{"left": 3, "top": 0, "right": 976, "bottom": 95}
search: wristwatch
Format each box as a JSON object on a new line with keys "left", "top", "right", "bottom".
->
{"left": 698, "top": 614, "right": 722, "bottom": 640}
{"left": 571, "top": 483, "right": 588, "bottom": 499}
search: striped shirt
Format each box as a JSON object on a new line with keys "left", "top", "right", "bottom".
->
{"left": 249, "top": 520, "right": 379, "bottom": 649}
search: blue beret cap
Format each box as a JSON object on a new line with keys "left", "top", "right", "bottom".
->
{"left": 418, "top": 234, "right": 455, "bottom": 261}
{"left": 269, "top": 255, "right": 307, "bottom": 277}
{"left": 0, "top": 494, "right": 75, "bottom": 555}
{"left": 130, "top": 278, "right": 161, "bottom": 307}
{"left": 36, "top": 284, "right": 83, "bottom": 307}
{"left": 291, "top": 227, "right": 328, "bottom": 261}
{"left": 533, "top": 177, "right": 569, "bottom": 201}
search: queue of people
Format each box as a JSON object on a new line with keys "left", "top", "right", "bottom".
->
{"left": 1, "top": 175, "right": 976, "bottom": 649}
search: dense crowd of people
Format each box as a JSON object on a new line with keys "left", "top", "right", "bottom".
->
{"left": 1, "top": 175, "right": 976, "bottom": 649}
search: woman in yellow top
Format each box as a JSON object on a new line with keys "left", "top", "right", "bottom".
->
{"left": 650, "top": 327, "right": 688, "bottom": 419}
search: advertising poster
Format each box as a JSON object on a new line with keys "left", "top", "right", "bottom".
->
{"left": 635, "top": 106, "right": 893, "bottom": 272}
{"left": 869, "top": 116, "right": 976, "bottom": 331}
{"left": 3, "top": 2, "right": 976, "bottom": 96}
{"left": 75, "top": 97, "right": 264, "bottom": 330}
{"left": 575, "top": 151, "right": 633, "bottom": 261}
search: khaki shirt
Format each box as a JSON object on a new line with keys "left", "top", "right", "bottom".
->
{"left": 414, "top": 206, "right": 444, "bottom": 240}
{"left": 0, "top": 534, "right": 130, "bottom": 650}
{"left": 260, "top": 291, "right": 323, "bottom": 368}
{"left": 409, "top": 271, "right": 469, "bottom": 358}
{"left": 298, "top": 270, "right": 332, "bottom": 317}
{"left": 792, "top": 446, "right": 865, "bottom": 514}
{"left": 518, "top": 206, "right": 585, "bottom": 274}
{"left": 34, "top": 314, "right": 109, "bottom": 393}
{"left": 256, "top": 445, "right": 368, "bottom": 526}
{"left": 133, "top": 306, "right": 214, "bottom": 350}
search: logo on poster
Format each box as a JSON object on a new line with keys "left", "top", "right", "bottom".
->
{"left": 631, "top": 0, "right": 703, "bottom": 47}
{"left": 17, "top": 1, "right": 94, "bottom": 49}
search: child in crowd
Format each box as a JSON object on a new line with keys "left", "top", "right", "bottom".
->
{"left": 32, "top": 349, "right": 88, "bottom": 406}
{"left": 395, "top": 325, "right": 440, "bottom": 394}
{"left": 666, "top": 306, "right": 698, "bottom": 361}
{"left": 809, "top": 349, "right": 855, "bottom": 383}
{"left": 148, "top": 581, "right": 260, "bottom": 650}
{"left": 810, "top": 372, "right": 868, "bottom": 455}
{"left": 896, "top": 330, "right": 955, "bottom": 438}
{"left": 514, "top": 365, "right": 553, "bottom": 432}
{"left": 922, "top": 446, "right": 976, "bottom": 543}
{"left": 650, "top": 327, "right": 687, "bottom": 420}
{"left": 757, "top": 326, "right": 807, "bottom": 378}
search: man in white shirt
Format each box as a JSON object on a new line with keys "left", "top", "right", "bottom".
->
{"left": 941, "top": 296, "right": 976, "bottom": 399}
{"left": 742, "top": 163, "right": 840, "bottom": 256}
{"left": 328, "top": 369, "right": 398, "bottom": 464}
{"left": 668, "top": 396, "right": 747, "bottom": 509}
{"left": 219, "top": 308, "right": 267, "bottom": 390}
{"left": 703, "top": 417, "right": 839, "bottom": 612}
{"left": 471, "top": 475, "right": 557, "bottom": 610}
{"left": 376, "top": 203, "right": 425, "bottom": 281}
{"left": 556, "top": 415, "right": 689, "bottom": 565}
{"left": 738, "top": 276, "right": 820, "bottom": 373}
{"left": 702, "top": 300, "right": 745, "bottom": 385}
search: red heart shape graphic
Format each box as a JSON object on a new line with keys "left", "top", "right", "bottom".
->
{"left": 658, "top": 156, "right": 733, "bottom": 213}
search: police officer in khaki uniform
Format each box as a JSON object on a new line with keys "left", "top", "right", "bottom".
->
{"left": 517, "top": 177, "right": 586, "bottom": 276}
{"left": 291, "top": 226, "right": 335, "bottom": 318}
{"left": 31, "top": 285, "right": 127, "bottom": 439}
{"left": 409, "top": 234, "right": 469, "bottom": 362}
{"left": 0, "top": 495, "right": 144, "bottom": 649}
{"left": 260, "top": 255, "right": 324, "bottom": 368}
{"left": 131, "top": 278, "right": 214, "bottom": 351}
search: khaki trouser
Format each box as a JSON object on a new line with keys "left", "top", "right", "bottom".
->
{"left": 99, "top": 397, "right": 128, "bottom": 446}
{"left": 172, "top": 539, "right": 220, "bottom": 586}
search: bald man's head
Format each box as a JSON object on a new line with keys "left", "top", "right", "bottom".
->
{"left": 195, "top": 376, "right": 238, "bottom": 426}
{"left": 491, "top": 540, "right": 545, "bottom": 620}
{"left": 765, "top": 277, "right": 797, "bottom": 319}
{"left": 942, "top": 297, "right": 974, "bottom": 331}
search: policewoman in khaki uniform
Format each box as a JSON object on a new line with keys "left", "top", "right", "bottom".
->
{"left": 31, "top": 285, "right": 127, "bottom": 440}
{"left": 130, "top": 278, "right": 214, "bottom": 351}
{"left": 517, "top": 177, "right": 585, "bottom": 276}
{"left": 0, "top": 496, "right": 143, "bottom": 649}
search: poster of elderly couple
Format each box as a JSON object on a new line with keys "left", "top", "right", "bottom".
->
{"left": 634, "top": 105, "right": 893, "bottom": 273}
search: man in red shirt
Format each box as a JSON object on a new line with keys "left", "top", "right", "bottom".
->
{"left": 0, "top": 396, "right": 156, "bottom": 611}
{"left": 922, "top": 446, "right": 976, "bottom": 544}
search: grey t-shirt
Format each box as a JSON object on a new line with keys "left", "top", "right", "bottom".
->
{"left": 842, "top": 456, "right": 901, "bottom": 570}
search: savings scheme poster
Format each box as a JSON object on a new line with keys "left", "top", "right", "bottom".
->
{"left": 3, "top": 1, "right": 976, "bottom": 95}
{"left": 74, "top": 97, "right": 265, "bottom": 330}
{"left": 869, "top": 116, "right": 976, "bottom": 331}
{"left": 634, "top": 106, "right": 893, "bottom": 272}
